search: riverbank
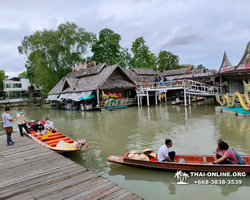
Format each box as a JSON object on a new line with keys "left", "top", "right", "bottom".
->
{"left": 0, "top": 132, "right": 142, "bottom": 199}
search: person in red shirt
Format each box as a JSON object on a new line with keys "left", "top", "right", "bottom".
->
{"left": 213, "top": 141, "right": 238, "bottom": 164}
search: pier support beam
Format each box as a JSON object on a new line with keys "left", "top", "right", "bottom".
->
{"left": 146, "top": 91, "right": 150, "bottom": 106}
{"left": 184, "top": 88, "right": 187, "bottom": 107}
{"left": 96, "top": 90, "right": 100, "bottom": 107}
{"left": 155, "top": 92, "right": 158, "bottom": 105}
{"left": 220, "top": 76, "right": 223, "bottom": 94}
{"left": 140, "top": 96, "right": 142, "bottom": 106}
{"left": 188, "top": 94, "right": 191, "bottom": 105}
{"left": 165, "top": 92, "right": 167, "bottom": 102}
{"left": 137, "top": 96, "right": 140, "bottom": 106}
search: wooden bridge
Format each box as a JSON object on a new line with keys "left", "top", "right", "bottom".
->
{"left": 136, "top": 80, "right": 220, "bottom": 106}
{"left": 0, "top": 133, "right": 142, "bottom": 200}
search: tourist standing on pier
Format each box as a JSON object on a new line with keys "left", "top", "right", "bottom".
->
{"left": 16, "top": 108, "right": 30, "bottom": 137}
{"left": 2, "top": 107, "right": 15, "bottom": 146}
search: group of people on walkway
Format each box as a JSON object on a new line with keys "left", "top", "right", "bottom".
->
{"left": 157, "top": 138, "right": 244, "bottom": 164}
{"left": 2, "top": 107, "right": 57, "bottom": 146}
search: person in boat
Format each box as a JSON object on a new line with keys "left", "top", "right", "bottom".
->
{"left": 213, "top": 141, "right": 238, "bottom": 164}
{"left": 16, "top": 108, "right": 30, "bottom": 137}
{"left": 33, "top": 120, "right": 45, "bottom": 136}
{"left": 157, "top": 139, "right": 175, "bottom": 162}
{"left": 214, "top": 139, "right": 231, "bottom": 159}
{"left": 29, "top": 120, "right": 37, "bottom": 129}
{"left": 44, "top": 118, "right": 57, "bottom": 133}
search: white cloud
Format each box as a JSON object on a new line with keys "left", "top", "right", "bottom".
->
{"left": 0, "top": 0, "right": 250, "bottom": 77}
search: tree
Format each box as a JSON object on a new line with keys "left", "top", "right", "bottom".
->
{"left": 157, "top": 50, "right": 179, "bottom": 72}
{"left": 18, "top": 70, "right": 28, "bottom": 79}
{"left": 91, "top": 28, "right": 125, "bottom": 67}
{"left": 18, "top": 22, "right": 95, "bottom": 93}
{"left": 131, "top": 37, "right": 157, "bottom": 70}
{"left": 119, "top": 48, "right": 133, "bottom": 69}
{"left": 0, "top": 70, "right": 8, "bottom": 97}
{"left": 196, "top": 64, "right": 208, "bottom": 70}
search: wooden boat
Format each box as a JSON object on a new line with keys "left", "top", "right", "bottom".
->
{"left": 108, "top": 153, "right": 250, "bottom": 172}
{"left": 24, "top": 129, "right": 81, "bottom": 153}
{"left": 172, "top": 97, "right": 205, "bottom": 105}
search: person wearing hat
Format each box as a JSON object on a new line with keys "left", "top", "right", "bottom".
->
{"left": 2, "top": 107, "right": 15, "bottom": 146}
{"left": 16, "top": 108, "right": 30, "bottom": 137}
{"left": 157, "top": 139, "right": 175, "bottom": 162}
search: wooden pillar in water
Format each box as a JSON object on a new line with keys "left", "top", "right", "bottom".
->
{"left": 188, "top": 94, "right": 191, "bottom": 105}
{"left": 140, "top": 96, "right": 142, "bottom": 106}
{"left": 137, "top": 96, "right": 140, "bottom": 106}
{"left": 165, "top": 92, "right": 167, "bottom": 102}
{"left": 220, "top": 76, "right": 223, "bottom": 94}
{"left": 146, "top": 91, "right": 150, "bottom": 106}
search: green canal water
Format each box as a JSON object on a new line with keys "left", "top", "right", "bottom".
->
{"left": 1, "top": 98, "right": 250, "bottom": 200}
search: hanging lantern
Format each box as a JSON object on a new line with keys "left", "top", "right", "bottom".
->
{"left": 136, "top": 84, "right": 139, "bottom": 87}
{"left": 145, "top": 83, "right": 148, "bottom": 86}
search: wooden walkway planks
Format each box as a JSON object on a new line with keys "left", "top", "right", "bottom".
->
{"left": 0, "top": 133, "right": 143, "bottom": 200}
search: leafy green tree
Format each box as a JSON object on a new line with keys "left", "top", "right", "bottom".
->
{"left": 18, "top": 22, "right": 95, "bottom": 93}
{"left": 196, "top": 64, "right": 208, "bottom": 70}
{"left": 157, "top": 50, "right": 179, "bottom": 72}
{"left": 0, "top": 70, "right": 8, "bottom": 97}
{"left": 119, "top": 48, "right": 133, "bottom": 69}
{"left": 131, "top": 37, "right": 157, "bottom": 70}
{"left": 91, "top": 28, "right": 125, "bottom": 66}
{"left": 18, "top": 70, "right": 28, "bottom": 78}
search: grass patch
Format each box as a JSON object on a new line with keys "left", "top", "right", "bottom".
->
{"left": 41, "top": 104, "right": 50, "bottom": 109}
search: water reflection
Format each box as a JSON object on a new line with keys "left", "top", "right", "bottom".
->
{"left": 108, "top": 165, "right": 250, "bottom": 199}
{"left": 3, "top": 100, "right": 250, "bottom": 200}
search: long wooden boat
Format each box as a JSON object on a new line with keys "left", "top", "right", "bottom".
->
{"left": 24, "top": 129, "right": 81, "bottom": 153}
{"left": 172, "top": 97, "right": 205, "bottom": 105}
{"left": 108, "top": 153, "right": 250, "bottom": 172}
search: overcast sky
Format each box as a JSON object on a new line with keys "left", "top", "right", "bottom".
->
{"left": 0, "top": 0, "right": 250, "bottom": 78}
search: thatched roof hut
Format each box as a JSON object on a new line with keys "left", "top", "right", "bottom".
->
{"left": 125, "top": 68, "right": 159, "bottom": 83}
{"left": 47, "top": 63, "right": 136, "bottom": 102}
{"left": 160, "top": 68, "right": 188, "bottom": 77}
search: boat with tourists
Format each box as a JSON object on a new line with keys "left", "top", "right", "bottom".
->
{"left": 172, "top": 97, "right": 205, "bottom": 105}
{"left": 108, "top": 152, "right": 250, "bottom": 172}
{"left": 23, "top": 129, "right": 87, "bottom": 153}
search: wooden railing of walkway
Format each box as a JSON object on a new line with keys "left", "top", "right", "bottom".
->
{"left": 0, "top": 133, "right": 143, "bottom": 200}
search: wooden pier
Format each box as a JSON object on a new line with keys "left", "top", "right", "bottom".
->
{"left": 136, "top": 79, "right": 220, "bottom": 107}
{"left": 0, "top": 133, "right": 142, "bottom": 200}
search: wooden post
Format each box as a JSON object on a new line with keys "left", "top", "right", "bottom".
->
{"left": 184, "top": 88, "right": 187, "bottom": 107}
{"left": 155, "top": 92, "right": 158, "bottom": 105}
{"left": 188, "top": 94, "right": 191, "bottom": 105}
{"left": 137, "top": 95, "right": 140, "bottom": 106}
{"left": 220, "top": 76, "right": 223, "bottom": 94}
{"left": 146, "top": 91, "right": 150, "bottom": 106}
{"left": 96, "top": 90, "right": 100, "bottom": 107}
{"left": 140, "top": 96, "right": 142, "bottom": 106}
{"left": 165, "top": 92, "right": 167, "bottom": 102}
